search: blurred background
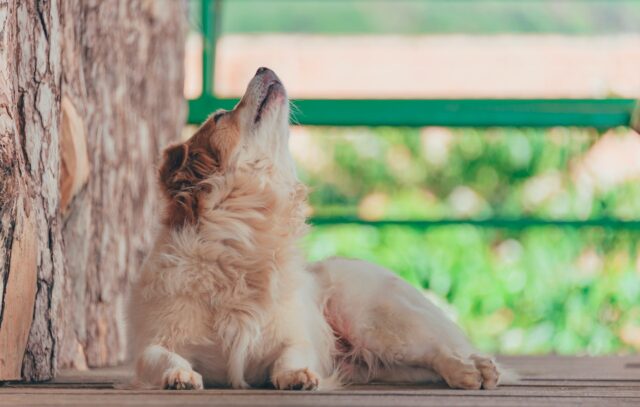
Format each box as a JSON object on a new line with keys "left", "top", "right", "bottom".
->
{"left": 185, "top": 1, "right": 640, "bottom": 356}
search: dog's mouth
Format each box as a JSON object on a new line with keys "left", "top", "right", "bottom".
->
{"left": 254, "top": 80, "right": 282, "bottom": 124}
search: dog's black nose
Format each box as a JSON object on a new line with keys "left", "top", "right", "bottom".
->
{"left": 256, "top": 67, "right": 269, "bottom": 75}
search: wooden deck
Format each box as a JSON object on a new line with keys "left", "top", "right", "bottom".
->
{"left": 1, "top": 356, "right": 639, "bottom": 406}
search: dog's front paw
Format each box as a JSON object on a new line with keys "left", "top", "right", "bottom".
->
{"left": 273, "top": 368, "right": 319, "bottom": 390}
{"left": 440, "top": 358, "right": 483, "bottom": 390}
{"left": 162, "top": 368, "right": 203, "bottom": 390}
{"left": 470, "top": 354, "right": 500, "bottom": 389}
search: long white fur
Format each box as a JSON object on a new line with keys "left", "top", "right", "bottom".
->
{"left": 128, "top": 68, "right": 503, "bottom": 391}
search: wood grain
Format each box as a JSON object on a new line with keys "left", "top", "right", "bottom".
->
{"left": 59, "top": 97, "right": 89, "bottom": 215}
{"left": 1, "top": 356, "right": 639, "bottom": 406}
{"left": 0, "top": 203, "right": 37, "bottom": 380}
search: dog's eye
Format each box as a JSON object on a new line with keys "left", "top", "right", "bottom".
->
{"left": 213, "top": 111, "right": 226, "bottom": 123}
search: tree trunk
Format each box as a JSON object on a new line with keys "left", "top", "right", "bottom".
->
{"left": 0, "top": 0, "right": 186, "bottom": 381}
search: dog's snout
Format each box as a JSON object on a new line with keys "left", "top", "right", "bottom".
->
{"left": 254, "top": 66, "right": 280, "bottom": 86}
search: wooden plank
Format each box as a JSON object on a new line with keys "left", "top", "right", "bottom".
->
{"left": 498, "top": 355, "right": 640, "bottom": 381}
{"left": 1, "top": 356, "right": 640, "bottom": 406}
{"left": 3, "top": 386, "right": 640, "bottom": 397}
{"left": 0, "top": 391, "right": 639, "bottom": 407}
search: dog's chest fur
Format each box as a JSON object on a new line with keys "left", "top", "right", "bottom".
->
{"left": 131, "top": 168, "right": 314, "bottom": 385}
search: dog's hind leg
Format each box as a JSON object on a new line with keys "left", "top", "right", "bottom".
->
{"left": 135, "top": 344, "right": 203, "bottom": 390}
{"left": 313, "top": 257, "right": 500, "bottom": 389}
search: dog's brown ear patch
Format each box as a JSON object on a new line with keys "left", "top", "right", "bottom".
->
{"left": 162, "top": 143, "right": 189, "bottom": 176}
{"left": 159, "top": 141, "right": 218, "bottom": 228}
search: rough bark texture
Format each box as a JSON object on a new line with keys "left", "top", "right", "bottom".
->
{"left": 0, "top": 0, "right": 186, "bottom": 381}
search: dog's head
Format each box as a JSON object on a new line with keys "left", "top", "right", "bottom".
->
{"left": 159, "top": 67, "right": 292, "bottom": 227}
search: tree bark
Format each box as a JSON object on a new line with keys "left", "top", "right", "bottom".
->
{"left": 0, "top": 0, "right": 186, "bottom": 381}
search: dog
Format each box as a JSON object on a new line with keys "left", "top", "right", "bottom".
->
{"left": 128, "top": 67, "right": 502, "bottom": 391}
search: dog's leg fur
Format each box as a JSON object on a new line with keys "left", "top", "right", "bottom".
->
{"left": 430, "top": 347, "right": 499, "bottom": 389}
{"left": 271, "top": 344, "right": 320, "bottom": 390}
{"left": 269, "top": 275, "right": 333, "bottom": 390}
{"left": 135, "top": 345, "right": 203, "bottom": 390}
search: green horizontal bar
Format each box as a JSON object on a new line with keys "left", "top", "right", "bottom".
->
{"left": 632, "top": 100, "right": 640, "bottom": 133}
{"left": 309, "top": 217, "right": 640, "bottom": 229}
{"left": 189, "top": 97, "right": 237, "bottom": 122}
{"left": 188, "top": 96, "right": 635, "bottom": 128}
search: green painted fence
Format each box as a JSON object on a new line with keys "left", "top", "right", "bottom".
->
{"left": 188, "top": 0, "right": 640, "bottom": 229}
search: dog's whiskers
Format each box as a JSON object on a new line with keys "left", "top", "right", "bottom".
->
{"left": 289, "top": 100, "right": 302, "bottom": 126}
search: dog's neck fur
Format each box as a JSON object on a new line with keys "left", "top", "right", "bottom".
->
{"left": 151, "top": 157, "right": 309, "bottom": 309}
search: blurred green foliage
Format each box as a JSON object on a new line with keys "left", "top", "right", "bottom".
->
{"left": 295, "top": 126, "right": 640, "bottom": 355}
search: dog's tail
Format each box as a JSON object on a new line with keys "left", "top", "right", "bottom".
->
{"left": 318, "top": 369, "right": 345, "bottom": 391}
{"left": 497, "top": 363, "right": 521, "bottom": 386}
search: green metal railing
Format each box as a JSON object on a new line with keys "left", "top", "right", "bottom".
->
{"left": 190, "top": 96, "right": 636, "bottom": 129}
{"left": 188, "top": 0, "right": 640, "bottom": 229}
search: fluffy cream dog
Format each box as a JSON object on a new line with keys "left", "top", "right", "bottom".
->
{"left": 128, "top": 67, "right": 501, "bottom": 391}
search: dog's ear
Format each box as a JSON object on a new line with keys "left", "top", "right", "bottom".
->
{"left": 159, "top": 141, "right": 218, "bottom": 227}
{"left": 162, "top": 143, "right": 189, "bottom": 176}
